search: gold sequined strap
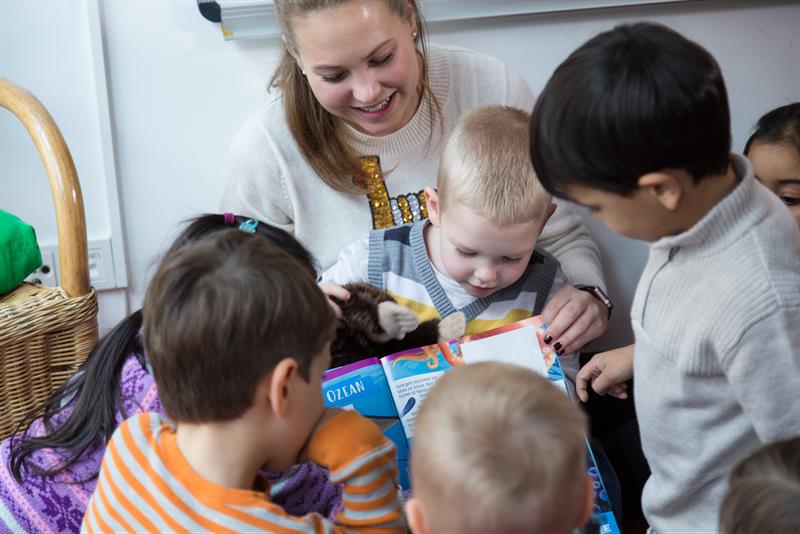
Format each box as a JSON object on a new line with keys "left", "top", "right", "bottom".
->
{"left": 357, "top": 156, "right": 394, "bottom": 229}
{"left": 355, "top": 156, "right": 428, "bottom": 230}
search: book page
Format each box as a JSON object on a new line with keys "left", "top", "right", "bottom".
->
{"left": 460, "top": 325, "right": 547, "bottom": 376}
{"left": 386, "top": 370, "right": 445, "bottom": 440}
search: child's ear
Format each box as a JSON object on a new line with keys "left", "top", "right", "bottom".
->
{"left": 268, "top": 357, "right": 299, "bottom": 419}
{"left": 576, "top": 473, "right": 595, "bottom": 528}
{"left": 424, "top": 187, "right": 442, "bottom": 226}
{"left": 639, "top": 171, "right": 683, "bottom": 211}
{"left": 405, "top": 497, "right": 429, "bottom": 534}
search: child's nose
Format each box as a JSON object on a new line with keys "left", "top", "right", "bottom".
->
{"left": 475, "top": 266, "right": 497, "bottom": 283}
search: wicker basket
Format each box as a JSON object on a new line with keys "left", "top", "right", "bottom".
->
{"left": 0, "top": 78, "right": 99, "bottom": 438}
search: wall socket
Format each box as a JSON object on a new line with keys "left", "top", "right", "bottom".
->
{"left": 26, "top": 247, "right": 58, "bottom": 287}
{"left": 25, "top": 238, "right": 117, "bottom": 290}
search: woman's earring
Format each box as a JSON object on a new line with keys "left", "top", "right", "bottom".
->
{"left": 301, "top": 69, "right": 307, "bottom": 76}
{"left": 412, "top": 31, "right": 417, "bottom": 39}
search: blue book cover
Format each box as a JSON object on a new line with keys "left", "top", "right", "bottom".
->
{"left": 322, "top": 357, "right": 412, "bottom": 489}
{"left": 322, "top": 317, "right": 620, "bottom": 534}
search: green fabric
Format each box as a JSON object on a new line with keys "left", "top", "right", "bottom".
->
{"left": 0, "top": 209, "right": 42, "bottom": 295}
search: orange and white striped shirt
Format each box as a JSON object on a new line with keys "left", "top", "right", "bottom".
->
{"left": 82, "top": 411, "right": 405, "bottom": 533}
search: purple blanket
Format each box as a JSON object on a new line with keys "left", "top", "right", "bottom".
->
{"left": 0, "top": 354, "right": 341, "bottom": 533}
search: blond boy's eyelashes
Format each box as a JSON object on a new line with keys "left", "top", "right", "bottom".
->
{"left": 455, "top": 248, "right": 523, "bottom": 263}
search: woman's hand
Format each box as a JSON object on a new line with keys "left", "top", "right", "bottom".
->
{"left": 542, "top": 285, "right": 609, "bottom": 355}
{"left": 318, "top": 282, "right": 350, "bottom": 325}
{"left": 575, "top": 345, "right": 634, "bottom": 403}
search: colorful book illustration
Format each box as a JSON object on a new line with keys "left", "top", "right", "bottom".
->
{"left": 322, "top": 316, "right": 620, "bottom": 534}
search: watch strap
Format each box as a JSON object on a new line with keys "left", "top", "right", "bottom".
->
{"left": 575, "top": 284, "right": 613, "bottom": 319}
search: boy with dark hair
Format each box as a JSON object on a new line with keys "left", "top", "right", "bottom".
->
{"left": 530, "top": 22, "right": 800, "bottom": 533}
{"left": 82, "top": 230, "right": 405, "bottom": 533}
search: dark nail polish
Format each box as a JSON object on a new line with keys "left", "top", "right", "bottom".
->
{"left": 554, "top": 342, "right": 563, "bottom": 352}
{"left": 556, "top": 349, "right": 565, "bottom": 356}
{"left": 543, "top": 334, "right": 553, "bottom": 344}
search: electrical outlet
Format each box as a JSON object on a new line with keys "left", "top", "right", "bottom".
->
{"left": 25, "top": 245, "right": 59, "bottom": 287}
{"left": 88, "top": 238, "right": 116, "bottom": 290}
{"left": 25, "top": 238, "right": 117, "bottom": 290}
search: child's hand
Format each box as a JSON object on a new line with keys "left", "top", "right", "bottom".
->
{"left": 542, "top": 285, "right": 609, "bottom": 355}
{"left": 318, "top": 282, "right": 350, "bottom": 326}
{"left": 298, "top": 407, "right": 344, "bottom": 463}
{"left": 575, "top": 345, "right": 634, "bottom": 403}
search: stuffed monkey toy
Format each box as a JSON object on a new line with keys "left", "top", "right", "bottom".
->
{"left": 330, "top": 283, "right": 466, "bottom": 368}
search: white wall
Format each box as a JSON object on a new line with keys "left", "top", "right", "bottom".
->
{"left": 3, "top": 0, "right": 800, "bottom": 347}
{"left": 1, "top": 1, "right": 129, "bottom": 331}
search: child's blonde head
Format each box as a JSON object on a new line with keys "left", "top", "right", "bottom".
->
{"left": 437, "top": 105, "right": 552, "bottom": 226}
{"left": 719, "top": 437, "right": 800, "bottom": 534}
{"left": 408, "top": 362, "right": 589, "bottom": 533}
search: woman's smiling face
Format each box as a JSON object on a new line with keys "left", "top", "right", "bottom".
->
{"left": 290, "top": 0, "right": 421, "bottom": 137}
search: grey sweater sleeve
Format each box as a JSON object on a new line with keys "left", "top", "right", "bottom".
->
{"left": 721, "top": 304, "right": 800, "bottom": 442}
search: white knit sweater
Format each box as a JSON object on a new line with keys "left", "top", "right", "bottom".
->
{"left": 633, "top": 155, "right": 800, "bottom": 533}
{"left": 221, "top": 44, "right": 603, "bottom": 286}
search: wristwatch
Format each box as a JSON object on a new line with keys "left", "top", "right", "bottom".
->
{"left": 575, "top": 285, "right": 613, "bottom": 319}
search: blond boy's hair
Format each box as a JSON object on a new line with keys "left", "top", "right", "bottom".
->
{"left": 437, "top": 105, "right": 552, "bottom": 226}
{"left": 411, "top": 362, "right": 587, "bottom": 532}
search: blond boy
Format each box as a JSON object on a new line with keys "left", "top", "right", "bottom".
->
{"left": 405, "top": 362, "right": 594, "bottom": 533}
{"left": 322, "top": 106, "right": 583, "bottom": 374}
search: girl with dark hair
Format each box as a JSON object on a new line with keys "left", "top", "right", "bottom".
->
{"left": 744, "top": 102, "right": 800, "bottom": 225}
{"left": 0, "top": 214, "right": 339, "bottom": 533}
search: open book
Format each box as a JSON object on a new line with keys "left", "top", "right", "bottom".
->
{"left": 322, "top": 316, "right": 620, "bottom": 534}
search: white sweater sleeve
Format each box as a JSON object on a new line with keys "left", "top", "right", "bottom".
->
{"left": 501, "top": 62, "right": 605, "bottom": 289}
{"left": 538, "top": 199, "right": 606, "bottom": 290}
{"left": 319, "top": 236, "right": 370, "bottom": 285}
{"left": 721, "top": 305, "right": 800, "bottom": 443}
{"left": 220, "top": 113, "right": 294, "bottom": 234}
{"left": 503, "top": 61, "right": 536, "bottom": 112}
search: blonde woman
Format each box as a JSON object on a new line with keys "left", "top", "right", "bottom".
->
{"left": 221, "top": 0, "right": 611, "bottom": 354}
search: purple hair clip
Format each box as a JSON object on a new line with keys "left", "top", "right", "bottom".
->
{"left": 223, "top": 212, "right": 236, "bottom": 226}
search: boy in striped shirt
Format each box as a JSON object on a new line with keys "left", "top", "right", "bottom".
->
{"left": 82, "top": 229, "right": 405, "bottom": 533}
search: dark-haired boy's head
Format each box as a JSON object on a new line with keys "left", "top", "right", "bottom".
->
{"left": 530, "top": 22, "right": 732, "bottom": 240}
{"left": 143, "top": 229, "right": 336, "bottom": 423}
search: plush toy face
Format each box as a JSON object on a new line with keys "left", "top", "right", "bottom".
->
{"left": 330, "top": 284, "right": 407, "bottom": 365}
{"left": 329, "top": 283, "right": 465, "bottom": 369}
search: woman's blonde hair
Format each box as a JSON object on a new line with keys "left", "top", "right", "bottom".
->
{"left": 271, "top": 0, "right": 442, "bottom": 194}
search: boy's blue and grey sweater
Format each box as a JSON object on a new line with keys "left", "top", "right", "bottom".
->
{"left": 366, "top": 220, "right": 565, "bottom": 335}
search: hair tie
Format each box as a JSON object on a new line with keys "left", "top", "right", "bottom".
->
{"left": 238, "top": 218, "right": 258, "bottom": 234}
{"left": 223, "top": 212, "right": 236, "bottom": 226}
